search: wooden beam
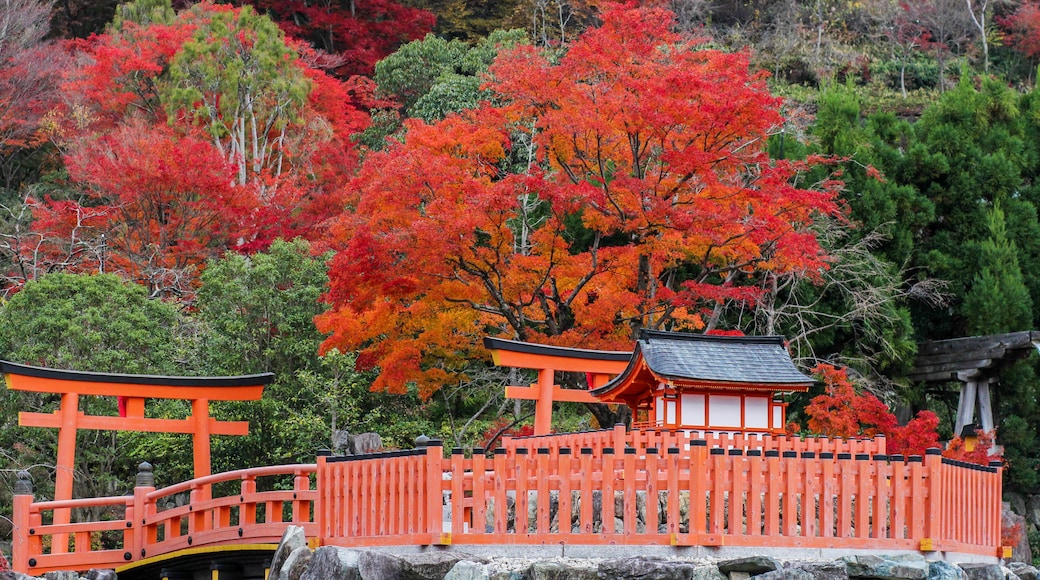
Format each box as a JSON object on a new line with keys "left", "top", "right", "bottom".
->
{"left": 20, "top": 412, "right": 249, "bottom": 436}
{"left": 913, "top": 347, "right": 1007, "bottom": 366}
{"left": 906, "top": 370, "right": 960, "bottom": 383}
{"left": 917, "top": 331, "right": 1039, "bottom": 356}
{"left": 909, "top": 358, "right": 995, "bottom": 377}
{"left": 505, "top": 385, "right": 599, "bottom": 404}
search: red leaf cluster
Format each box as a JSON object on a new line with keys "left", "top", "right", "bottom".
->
{"left": 478, "top": 417, "right": 536, "bottom": 450}
{"left": 998, "top": 1, "right": 1040, "bottom": 60}
{"left": 943, "top": 430, "right": 1001, "bottom": 466}
{"left": 805, "top": 364, "right": 940, "bottom": 456}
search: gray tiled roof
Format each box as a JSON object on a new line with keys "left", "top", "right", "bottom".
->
{"left": 592, "top": 330, "right": 815, "bottom": 396}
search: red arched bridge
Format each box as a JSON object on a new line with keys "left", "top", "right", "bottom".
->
{"left": 12, "top": 427, "right": 1007, "bottom": 576}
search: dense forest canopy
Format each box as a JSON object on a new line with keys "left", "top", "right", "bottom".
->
{"left": 7, "top": 0, "right": 1040, "bottom": 558}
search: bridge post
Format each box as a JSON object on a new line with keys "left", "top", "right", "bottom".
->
{"left": 424, "top": 440, "right": 445, "bottom": 544}
{"left": 133, "top": 462, "right": 156, "bottom": 561}
{"left": 12, "top": 470, "right": 32, "bottom": 574}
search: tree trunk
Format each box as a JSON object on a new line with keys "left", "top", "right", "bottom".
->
{"left": 584, "top": 402, "right": 631, "bottom": 430}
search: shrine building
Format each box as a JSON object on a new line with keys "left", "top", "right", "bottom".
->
{"left": 592, "top": 330, "right": 816, "bottom": 433}
{"left": 489, "top": 329, "right": 817, "bottom": 435}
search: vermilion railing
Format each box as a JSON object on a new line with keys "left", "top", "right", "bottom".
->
{"left": 11, "top": 435, "right": 1004, "bottom": 576}
{"left": 502, "top": 424, "right": 887, "bottom": 457}
{"left": 12, "top": 464, "right": 316, "bottom": 574}
{"left": 319, "top": 441, "right": 1001, "bottom": 556}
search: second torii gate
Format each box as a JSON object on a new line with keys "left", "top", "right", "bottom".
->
{"left": 2, "top": 360, "right": 273, "bottom": 553}
{"left": 483, "top": 338, "right": 631, "bottom": 434}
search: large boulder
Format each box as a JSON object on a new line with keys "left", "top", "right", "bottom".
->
{"left": 957, "top": 563, "right": 1004, "bottom": 580}
{"left": 301, "top": 546, "right": 360, "bottom": 580}
{"left": 784, "top": 562, "right": 849, "bottom": 580}
{"left": 719, "top": 557, "right": 782, "bottom": 575}
{"left": 358, "top": 551, "right": 410, "bottom": 580}
{"left": 402, "top": 552, "right": 471, "bottom": 580}
{"left": 445, "top": 561, "right": 491, "bottom": 580}
{"left": 269, "top": 525, "right": 309, "bottom": 580}
{"left": 841, "top": 555, "right": 928, "bottom": 580}
{"left": 279, "top": 545, "right": 314, "bottom": 580}
{"left": 1003, "top": 502, "right": 1033, "bottom": 564}
{"left": 927, "top": 561, "right": 966, "bottom": 580}
{"left": 1008, "top": 562, "right": 1039, "bottom": 580}
{"left": 754, "top": 568, "right": 815, "bottom": 580}
{"left": 598, "top": 557, "right": 702, "bottom": 580}
{"left": 1005, "top": 495, "right": 1028, "bottom": 517}
{"left": 1027, "top": 496, "right": 1040, "bottom": 529}
{"left": 528, "top": 560, "right": 598, "bottom": 580}
{"left": 691, "top": 565, "right": 728, "bottom": 580}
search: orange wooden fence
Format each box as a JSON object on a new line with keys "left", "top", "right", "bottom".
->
{"left": 11, "top": 436, "right": 1004, "bottom": 575}
{"left": 320, "top": 441, "right": 1001, "bottom": 556}
{"left": 503, "top": 425, "right": 887, "bottom": 457}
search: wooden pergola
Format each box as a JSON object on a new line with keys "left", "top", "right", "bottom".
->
{"left": 908, "top": 330, "right": 1040, "bottom": 436}
{"left": 2, "top": 360, "right": 272, "bottom": 553}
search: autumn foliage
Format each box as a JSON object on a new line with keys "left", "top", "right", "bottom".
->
{"left": 804, "top": 364, "right": 940, "bottom": 456}
{"left": 943, "top": 430, "right": 1001, "bottom": 466}
{"left": 998, "top": 1, "right": 1040, "bottom": 60}
{"left": 24, "top": 0, "right": 369, "bottom": 297}
{"left": 318, "top": 4, "right": 844, "bottom": 396}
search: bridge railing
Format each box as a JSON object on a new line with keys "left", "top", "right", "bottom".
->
{"left": 11, "top": 463, "right": 317, "bottom": 575}
{"left": 502, "top": 424, "right": 886, "bottom": 457}
{"left": 12, "top": 436, "right": 1005, "bottom": 575}
{"left": 319, "top": 440, "right": 1003, "bottom": 557}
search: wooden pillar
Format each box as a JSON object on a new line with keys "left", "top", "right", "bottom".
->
{"left": 955, "top": 374, "right": 978, "bottom": 437}
{"left": 12, "top": 471, "right": 32, "bottom": 573}
{"left": 534, "top": 369, "right": 554, "bottom": 436}
{"left": 977, "top": 380, "right": 995, "bottom": 433}
{"left": 52, "top": 392, "right": 80, "bottom": 554}
{"left": 192, "top": 398, "right": 212, "bottom": 478}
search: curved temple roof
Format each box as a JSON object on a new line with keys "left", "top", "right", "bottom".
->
{"left": 592, "top": 330, "right": 815, "bottom": 397}
{"left": 0, "top": 360, "right": 274, "bottom": 400}
{"left": 0, "top": 360, "right": 274, "bottom": 387}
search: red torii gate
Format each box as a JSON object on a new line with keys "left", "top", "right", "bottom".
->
{"left": 1, "top": 360, "right": 273, "bottom": 553}
{"left": 483, "top": 338, "right": 631, "bottom": 434}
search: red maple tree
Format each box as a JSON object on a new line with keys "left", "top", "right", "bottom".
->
{"left": 317, "top": 4, "right": 845, "bottom": 397}
{"left": 26, "top": 1, "right": 368, "bottom": 297}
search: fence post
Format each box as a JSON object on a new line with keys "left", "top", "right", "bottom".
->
{"left": 425, "top": 440, "right": 445, "bottom": 544}
{"left": 12, "top": 471, "right": 32, "bottom": 574}
{"left": 315, "top": 454, "right": 328, "bottom": 544}
{"left": 613, "top": 424, "right": 626, "bottom": 451}
{"left": 132, "top": 462, "right": 155, "bottom": 562}
{"left": 921, "top": 448, "right": 942, "bottom": 552}
{"left": 990, "top": 460, "right": 1006, "bottom": 557}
